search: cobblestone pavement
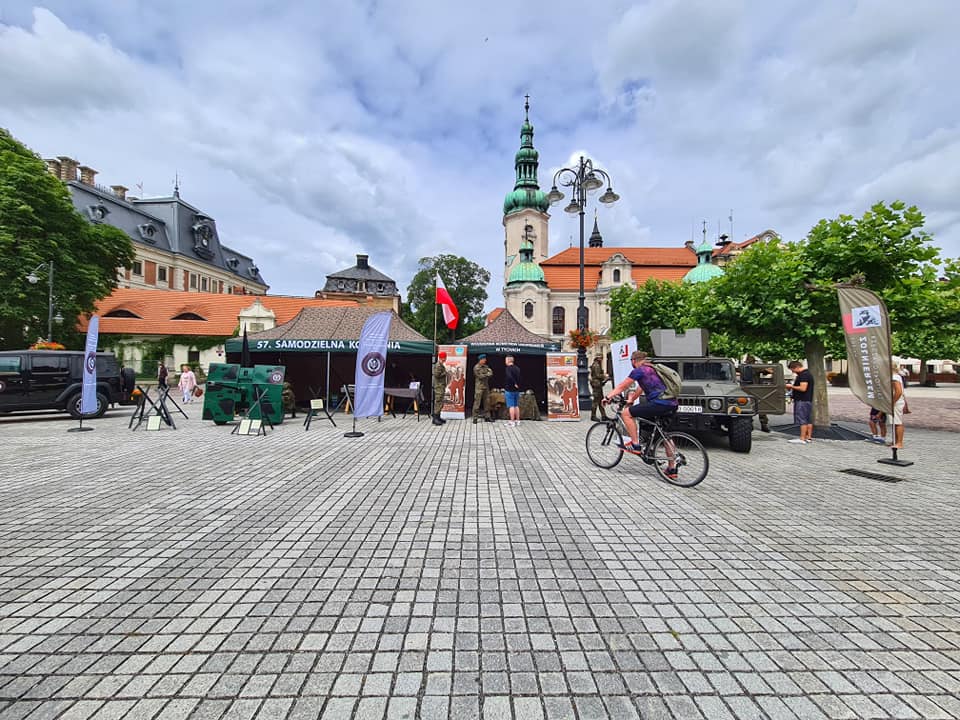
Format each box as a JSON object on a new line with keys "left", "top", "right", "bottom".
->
{"left": 1, "top": 407, "right": 959, "bottom": 719}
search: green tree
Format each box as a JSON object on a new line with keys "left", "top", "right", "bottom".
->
{"left": 0, "top": 128, "right": 134, "bottom": 349}
{"left": 608, "top": 279, "right": 696, "bottom": 349}
{"left": 403, "top": 254, "right": 491, "bottom": 340}
{"left": 705, "top": 201, "right": 952, "bottom": 429}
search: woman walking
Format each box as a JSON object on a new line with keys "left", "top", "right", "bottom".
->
{"left": 179, "top": 364, "right": 198, "bottom": 403}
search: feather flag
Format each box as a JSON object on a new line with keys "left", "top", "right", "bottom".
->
{"left": 436, "top": 274, "right": 459, "bottom": 330}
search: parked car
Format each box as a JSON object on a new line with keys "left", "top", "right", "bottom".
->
{"left": 0, "top": 350, "right": 127, "bottom": 419}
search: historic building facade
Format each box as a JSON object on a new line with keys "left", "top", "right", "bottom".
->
{"left": 314, "top": 254, "right": 401, "bottom": 313}
{"left": 45, "top": 156, "right": 268, "bottom": 296}
{"left": 499, "top": 102, "right": 776, "bottom": 355}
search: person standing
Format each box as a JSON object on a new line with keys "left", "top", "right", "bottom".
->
{"left": 589, "top": 356, "right": 607, "bottom": 421}
{"left": 868, "top": 407, "right": 887, "bottom": 443}
{"left": 432, "top": 352, "right": 448, "bottom": 426}
{"left": 157, "top": 361, "right": 168, "bottom": 391}
{"left": 890, "top": 365, "right": 907, "bottom": 449}
{"left": 178, "top": 364, "right": 197, "bottom": 403}
{"left": 787, "top": 360, "right": 814, "bottom": 444}
{"left": 472, "top": 354, "right": 494, "bottom": 423}
{"left": 504, "top": 356, "right": 521, "bottom": 427}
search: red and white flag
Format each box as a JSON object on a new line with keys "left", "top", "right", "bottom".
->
{"left": 436, "top": 274, "right": 459, "bottom": 330}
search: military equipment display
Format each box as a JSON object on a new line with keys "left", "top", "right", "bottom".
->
{"left": 202, "top": 363, "right": 286, "bottom": 426}
{"left": 650, "top": 329, "right": 760, "bottom": 453}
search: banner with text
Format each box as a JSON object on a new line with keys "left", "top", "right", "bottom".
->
{"left": 353, "top": 311, "right": 392, "bottom": 418}
{"left": 546, "top": 353, "right": 580, "bottom": 421}
{"left": 610, "top": 336, "right": 637, "bottom": 387}
{"left": 838, "top": 286, "right": 893, "bottom": 416}
{"left": 438, "top": 344, "right": 467, "bottom": 419}
{"left": 80, "top": 315, "right": 100, "bottom": 416}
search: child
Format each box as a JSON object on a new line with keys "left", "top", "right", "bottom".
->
{"left": 868, "top": 407, "right": 886, "bottom": 443}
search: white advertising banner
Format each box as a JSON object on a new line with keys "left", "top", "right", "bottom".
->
{"left": 80, "top": 316, "right": 100, "bottom": 416}
{"left": 610, "top": 336, "right": 637, "bottom": 387}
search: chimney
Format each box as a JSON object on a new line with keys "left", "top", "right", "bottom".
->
{"left": 57, "top": 156, "right": 79, "bottom": 182}
{"left": 44, "top": 158, "right": 61, "bottom": 178}
{"left": 78, "top": 165, "right": 97, "bottom": 186}
{"left": 685, "top": 240, "right": 695, "bottom": 251}
{"left": 111, "top": 185, "right": 128, "bottom": 201}
{"left": 356, "top": 254, "right": 369, "bottom": 270}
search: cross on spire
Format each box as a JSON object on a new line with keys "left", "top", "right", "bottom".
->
{"left": 524, "top": 94, "right": 530, "bottom": 121}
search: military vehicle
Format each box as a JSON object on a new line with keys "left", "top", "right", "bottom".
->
{"left": 649, "top": 329, "right": 784, "bottom": 453}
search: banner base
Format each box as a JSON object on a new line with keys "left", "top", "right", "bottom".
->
{"left": 878, "top": 457, "right": 913, "bottom": 467}
{"left": 68, "top": 427, "right": 95, "bottom": 433}
{"left": 343, "top": 431, "right": 364, "bottom": 438}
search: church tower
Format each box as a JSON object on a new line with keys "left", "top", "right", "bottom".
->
{"left": 502, "top": 96, "right": 550, "bottom": 288}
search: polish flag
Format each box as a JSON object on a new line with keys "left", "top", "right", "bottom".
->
{"left": 436, "top": 274, "right": 459, "bottom": 330}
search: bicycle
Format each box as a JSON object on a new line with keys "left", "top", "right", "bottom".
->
{"left": 585, "top": 395, "right": 709, "bottom": 487}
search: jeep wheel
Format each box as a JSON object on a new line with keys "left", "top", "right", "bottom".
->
{"left": 728, "top": 416, "right": 753, "bottom": 453}
{"left": 68, "top": 392, "right": 108, "bottom": 419}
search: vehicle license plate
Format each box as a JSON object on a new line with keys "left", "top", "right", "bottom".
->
{"left": 677, "top": 405, "right": 703, "bottom": 413}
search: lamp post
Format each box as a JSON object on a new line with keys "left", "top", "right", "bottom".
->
{"left": 26, "top": 261, "right": 64, "bottom": 342}
{"left": 547, "top": 157, "right": 619, "bottom": 411}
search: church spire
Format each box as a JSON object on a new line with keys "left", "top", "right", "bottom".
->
{"left": 503, "top": 96, "right": 550, "bottom": 216}
{"left": 588, "top": 213, "right": 603, "bottom": 248}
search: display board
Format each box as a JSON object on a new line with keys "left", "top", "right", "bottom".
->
{"left": 438, "top": 344, "right": 467, "bottom": 420}
{"left": 546, "top": 353, "right": 580, "bottom": 421}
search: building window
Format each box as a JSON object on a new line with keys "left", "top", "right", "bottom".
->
{"left": 613, "top": 269, "right": 621, "bottom": 283}
{"left": 158, "top": 266, "right": 168, "bottom": 283}
{"left": 376, "top": 282, "right": 384, "bottom": 293}
{"left": 200, "top": 276, "right": 209, "bottom": 292}
{"left": 190, "top": 273, "right": 198, "bottom": 289}
{"left": 552, "top": 307, "right": 565, "bottom": 335}
{"left": 337, "top": 280, "right": 345, "bottom": 290}
{"left": 248, "top": 322, "right": 264, "bottom": 332}
{"left": 187, "top": 350, "right": 200, "bottom": 364}
{"left": 132, "top": 261, "right": 143, "bottom": 276}
{"left": 524, "top": 302, "right": 534, "bottom": 319}
{"left": 227, "top": 286, "right": 233, "bottom": 294}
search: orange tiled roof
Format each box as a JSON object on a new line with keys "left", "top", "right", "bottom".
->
{"left": 485, "top": 308, "right": 505, "bottom": 325}
{"left": 540, "top": 246, "right": 696, "bottom": 291}
{"left": 78, "top": 288, "right": 357, "bottom": 336}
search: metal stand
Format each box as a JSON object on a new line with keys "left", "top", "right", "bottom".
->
{"left": 304, "top": 398, "right": 336, "bottom": 430}
{"left": 343, "top": 415, "right": 363, "bottom": 438}
{"left": 129, "top": 385, "right": 176, "bottom": 430}
{"left": 878, "top": 448, "right": 913, "bottom": 467}
{"left": 67, "top": 416, "right": 94, "bottom": 433}
{"left": 232, "top": 386, "right": 274, "bottom": 435}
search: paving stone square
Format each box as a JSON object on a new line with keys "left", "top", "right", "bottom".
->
{"left": 0, "top": 398, "right": 958, "bottom": 719}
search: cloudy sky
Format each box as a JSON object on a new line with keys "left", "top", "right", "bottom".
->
{"left": 2, "top": 1, "right": 958, "bottom": 308}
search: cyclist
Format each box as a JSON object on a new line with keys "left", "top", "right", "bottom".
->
{"left": 604, "top": 350, "right": 679, "bottom": 476}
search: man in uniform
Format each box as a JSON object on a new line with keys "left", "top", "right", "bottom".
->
{"left": 432, "top": 352, "right": 448, "bottom": 426}
{"left": 589, "top": 355, "right": 607, "bottom": 422}
{"left": 472, "top": 354, "right": 494, "bottom": 423}
{"left": 281, "top": 381, "right": 297, "bottom": 418}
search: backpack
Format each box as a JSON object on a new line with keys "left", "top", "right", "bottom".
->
{"left": 651, "top": 363, "right": 683, "bottom": 399}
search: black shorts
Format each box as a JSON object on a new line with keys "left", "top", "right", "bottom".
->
{"left": 627, "top": 399, "right": 677, "bottom": 421}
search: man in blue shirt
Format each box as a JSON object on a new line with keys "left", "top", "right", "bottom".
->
{"left": 605, "top": 350, "right": 679, "bottom": 459}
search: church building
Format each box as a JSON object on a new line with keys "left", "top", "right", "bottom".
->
{"left": 500, "top": 100, "right": 776, "bottom": 356}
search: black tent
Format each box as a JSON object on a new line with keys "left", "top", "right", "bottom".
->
{"left": 459, "top": 310, "right": 560, "bottom": 412}
{"left": 225, "top": 306, "right": 433, "bottom": 411}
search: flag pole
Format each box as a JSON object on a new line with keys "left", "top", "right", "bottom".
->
{"left": 433, "top": 274, "right": 438, "bottom": 359}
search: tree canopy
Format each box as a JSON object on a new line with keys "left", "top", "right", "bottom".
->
{"left": 0, "top": 128, "right": 134, "bottom": 349}
{"left": 402, "top": 254, "right": 491, "bottom": 340}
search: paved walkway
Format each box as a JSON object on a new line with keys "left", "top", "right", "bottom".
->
{"left": 0, "top": 406, "right": 958, "bottom": 719}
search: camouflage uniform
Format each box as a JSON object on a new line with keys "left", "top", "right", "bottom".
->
{"left": 281, "top": 382, "right": 296, "bottom": 418}
{"left": 432, "top": 360, "right": 448, "bottom": 426}
{"left": 590, "top": 358, "right": 606, "bottom": 421}
{"left": 472, "top": 362, "right": 494, "bottom": 423}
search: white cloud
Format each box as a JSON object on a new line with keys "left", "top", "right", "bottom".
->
{"left": 1, "top": 0, "right": 959, "bottom": 311}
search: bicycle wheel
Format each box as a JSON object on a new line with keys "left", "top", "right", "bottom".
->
{"left": 585, "top": 421, "right": 625, "bottom": 468}
{"left": 651, "top": 431, "right": 708, "bottom": 487}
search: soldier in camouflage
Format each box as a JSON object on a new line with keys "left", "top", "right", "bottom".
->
{"left": 432, "top": 352, "right": 448, "bottom": 426}
{"left": 472, "top": 354, "right": 494, "bottom": 423}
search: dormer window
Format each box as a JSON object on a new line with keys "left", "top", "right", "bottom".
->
{"left": 337, "top": 280, "right": 345, "bottom": 290}
{"left": 226, "top": 257, "right": 240, "bottom": 269}
{"left": 376, "top": 283, "right": 384, "bottom": 293}
{"left": 192, "top": 216, "right": 215, "bottom": 258}
{"left": 613, "top": 269, "right": 621, "bottom": 283}
{"left": 86, "top": 204, "right": 109, "bottom": 222}
{"left": 248, "top": 266, "right": 259, "bottom": 277}
{"left": 172, "top": 312, "right": 206, "bottom": 321}
{"left": 104, "top": 309, "right": 142, "bottom": 319}
{"left": 137, "top": 223, "right": 157, "bottom": 243}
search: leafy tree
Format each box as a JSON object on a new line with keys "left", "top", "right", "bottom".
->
{"left": 0, "top": 129, "right": 134, "bottom": 349}
{"left": 705, "top": 201, "right": 952, "bottom": 428}
{"left": 403, "top": 254, "right": 491, "bottom": 340}
{"left": 608, "top": 279, "right": 696, "bottom": 349}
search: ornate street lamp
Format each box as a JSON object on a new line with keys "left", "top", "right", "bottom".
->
{"left": 26, "top": 261, "right": 63, "bottom": 342}
{"left": 547, "top": 156, "right": 619, "bottom": 411}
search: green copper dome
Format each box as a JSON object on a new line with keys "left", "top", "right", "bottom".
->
{"left": 683, "top": 240, "right": 723, "bottom": 283}
{"left": 508, "top": 240, "right": 546, "bottom": 285}
{"left": 503, "top": 97, "right": 549, "bottom": 216}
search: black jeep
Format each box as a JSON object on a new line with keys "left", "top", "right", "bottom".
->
{"left": 0, "top": 350, "right": 127, "bottom": 419}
